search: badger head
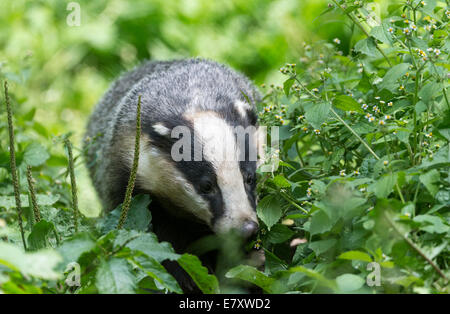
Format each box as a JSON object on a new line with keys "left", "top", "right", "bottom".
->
{"left": 129, "top": 107, "right": 260, "bottom": 238}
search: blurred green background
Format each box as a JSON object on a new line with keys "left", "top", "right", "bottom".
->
{"left": 0, "top": 0, "right": 391, "bottom": 216}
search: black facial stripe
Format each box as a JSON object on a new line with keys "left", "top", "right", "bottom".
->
{"left": 240, "top": 160, "right": 257, "bottom": 212}
{"left": 215, "top": 94, "right": 256, "bottom": 127}
{"left": 142, "top": 117, "right": 225, "bottom": 224}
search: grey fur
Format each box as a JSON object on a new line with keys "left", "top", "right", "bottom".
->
{"left": 84, "top": 58, "right": 261, "bottom": 211}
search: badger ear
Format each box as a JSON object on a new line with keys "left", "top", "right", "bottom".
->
{"left": 152, "top": 123, "right": 171, "bottom": 137}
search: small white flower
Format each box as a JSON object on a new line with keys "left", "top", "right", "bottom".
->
{"left": 361, "top": 103, "right": 368, "bottom": 110}
{"left": 339, "top": 170, "right": 346, "bottom": 177}
{"left": 333, "top": 38, "right": 341, "bottom": 44}
{"left": 387, "top": 101, "right": 393, "bottom": 107}
{"left": 388, "top": 27, "right": 394, "bottom": 34}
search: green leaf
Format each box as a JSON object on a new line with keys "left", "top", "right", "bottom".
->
{"left": 272, "top": 175, "right": 291, "bottom": 188}
{"left": 305, "top": 102, "right": 330, "bottom": 129}
{"left": 133, "top": 254, "right": 182, "bottom": 293}
{"left": 99, "top": 194, "right": 152, "bottom": 233}
{"left": 309, "top": 210, "right": 333, "bottom": 236}
{"left": 225, "top": 265, "right": 275, "bottom": 293}
{"left": 266, "top": 224, "right": 295, "bottom": 243}
{"left": 336, "top": 274, "right": 365, "bottom": 292}
{"left": 418, "top": 83, "right": 440, "bottom": 104}
{"left": 27, "top": 220, "right": 55, "bottom": 251}
{"left": 378, "top": 63, "right": 409, "bottom": 92}
{"left": 288, "top": 266, "right": 336, "bottom": 290}
{"left": 58, "top": 233, "right": 96, "bottom": 267}
{"left": 283, "top": 78, "right": 295, "bottom": 96}
{"left": 354, "top": 37, "right": 378, "bottom": 57}
{"left": 0, "top": 194, "right": 59, "bottom": 209}
{"left": 0, "top": 243, "right": 62, "bottom": 280}
{"left": 256, "top": 195, "right": 282, "bottom": 230}
{"left": 177, "top": 254, "right": 219, "bottom": 294}
{"left": 23, "top": 142, "right": 50, "bottom": 167}
{"left": 338, "top": 250, "right": 372, "bottom": 262}
{"left": 419, "top": 169, "right": 440, "bottom": 197}
{"left": 370, "top": 24, "right": 392, "bottom": 44}
{"left": 126, "top": 233, "right": 180, "bottom": 263}
{"left": 96, "top": 258, "right": 136, "bottom": 294}
{"left": 333, "top": 95, "right": 364, "bottom": 113}
{"left": 309, "top": 238, "right": 337, "bottom": 255}
{"left": 413, "top": 215, "right": 449, "bottom": 234}
{"left": 369, "top": 173, "right": 397, "bottom": 198}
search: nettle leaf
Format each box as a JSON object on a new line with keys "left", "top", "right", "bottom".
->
{"left": 305, "top": 102, "right": 331, "bottom": 129}
{"left": 257, "top": 195, "right": 282, "bottom": 230}
{"left": 413, "top": 215, "right": 449, "bottom": 234}
{"left": 272, "top": 175, "right": 291, "bottom": 188}
{"left": 309, "top": 210, "right": 333, "bottom": 236}
{"left": 27, "top": 220, "right": 55, "bottom": 251}
{"left": 177, "top": 254, "right": 219, "bottom": 294}
{"left": 419, "top": 83, "right": 440, "bottom": 104}
{"left": 283, "top": 77, "right": 295, "bottom": 96}
{"left": 354, "top": 37, "right": 378, "bottom": 57}
{"left": 99, "top": 194, "right": 152, "bottom": 233}
{"left": 23, "top": 142, "right": 50, "bottom": 167}
{"left": 370, "top": 23, "right": 392, "bottom": 44}
{"left": 0, "top": 194, "right": 59, "bottom": 209}
{"left": 336, "top": 274, "right": 365, "bottom": 292}
{"left": 309, "top": 238, "right": 337, "bottom": 255}
{"left": 57, "top": 232, "right": 96, "bottom": 267}
{"left": 419, "top": 169, "right": 440, "bottom": 197}
{"left": 266, "top": 224, "right": 295, "bottom": 244}
{"left": 225, "top": 265, "right": 275, "bottom": 293}
{"left": 333, "top": 95, "right": 364, "bottom": 113}
{"left": 96, "top": 258, "right": 136, "bottom": 294}
{"left": 378, "top": 63, "right": 409, "bottom": 92}
{"left": 133, "top": 254, "right": 182, "bottom": 293}
{"left": 338, "top": 250, "right": 372, "bottom": 262}
{"left": 0, "top": 242, "right": 62, "bottom": 280}
{"left": 369, "top": 172, "right": 397, "bottom": 198}
{"left": 126, "top": 233, "right": 180, "bottom": 263}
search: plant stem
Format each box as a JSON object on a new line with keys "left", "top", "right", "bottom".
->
{"left": 383, "top": 212, "right": 448, "bottom": 283}
{"left": 26, "top": 166, "right": 41, "bottom": 223}
{"left": 118, "top": 95, "right": 142, "bottom": 229}
{"left": 329, "top": 107, "right": 380, "bottom": 160}
{"left": 294, "top": 77, "right": 380, "bottom": 160}
{"left": 4, "top": 81, "right": 27, "bottom": 250}
{"left": 64, "top": 138, "right": 79, "bottom": 233}
{"left": 332, "top": 0, "right": 392, "bottom": 66}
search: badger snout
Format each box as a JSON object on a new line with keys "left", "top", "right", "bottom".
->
{"left": 241, "top": 220, "right": 259, "bottom": 238}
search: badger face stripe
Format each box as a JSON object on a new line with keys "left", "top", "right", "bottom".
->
{"left": 234, "top": 100, "right": 251, "bottom": 119}
{"left": 184, "top": 110, "right": 258, "bottom": 233}
{"left": 120, "top": 132, "right": 214, "bottom": 226}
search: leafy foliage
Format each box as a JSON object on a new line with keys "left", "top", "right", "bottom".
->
{"left": 1, "top": 0, "right": 449, "bottom": 294}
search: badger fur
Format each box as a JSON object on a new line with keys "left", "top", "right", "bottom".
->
{"left": 84, "top": 58, "right": 262, "bottom": 292}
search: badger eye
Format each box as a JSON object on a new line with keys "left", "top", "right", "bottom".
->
{"left": 200, "top": 180, "right": 214, "bottom": 194}
{"left": 245, "top": 173, "right": 254, "bottom": 185}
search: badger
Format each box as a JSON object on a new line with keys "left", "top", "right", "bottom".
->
{"left": 84, "top": 58, "right": 263, "bottom": 292}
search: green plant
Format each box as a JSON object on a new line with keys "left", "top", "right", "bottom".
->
{"left": 226, "top": 0, "right": 449, "bottom": 293}
{"left": 0, "top": 0, "right": 449, "bottom": 294}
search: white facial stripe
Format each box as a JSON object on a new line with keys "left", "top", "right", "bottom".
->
{"left": 234, "top": 100, "right": 251, "bottom": 118}
{"left": 185, "top": 111, "right": 257, "bottom": 232}
{"left": 120, "top": 133, "right": 212, "bottom": 225}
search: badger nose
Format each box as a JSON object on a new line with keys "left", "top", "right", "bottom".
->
{"left": 241, "top": 220, "right": 259, "bottom": 238}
